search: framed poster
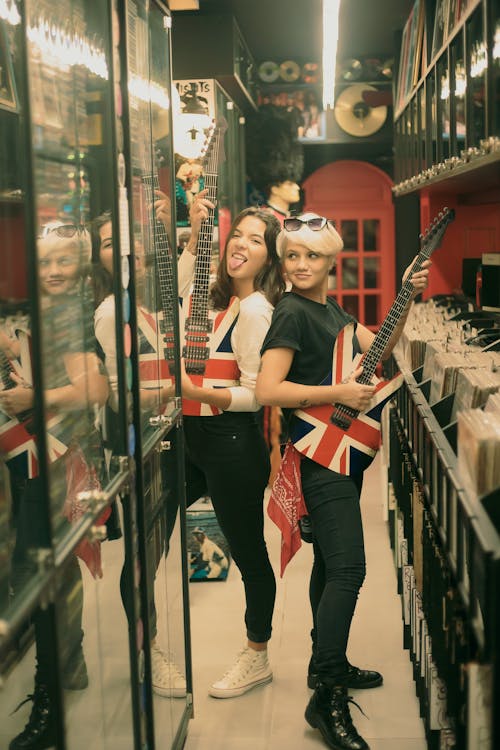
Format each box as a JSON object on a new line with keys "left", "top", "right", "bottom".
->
{"left": 0, "top": 20, "right": 18, "bottom": 112}
{"left": 431, "top": 0, "right": 450, "bottom": 60}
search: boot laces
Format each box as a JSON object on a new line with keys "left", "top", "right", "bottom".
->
{"left": 10, "top": 693, "right": 35, "bottom": 716}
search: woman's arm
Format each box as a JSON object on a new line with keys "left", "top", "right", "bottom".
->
{"left": 45, "top": 351, "right": 109, "bottom": 411}
{"left": 256, "top": 347, "right": 376, "bottom": 411}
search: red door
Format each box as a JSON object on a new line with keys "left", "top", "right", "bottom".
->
{"left": 303, "top": 160, "right": 395, "bottom": 330}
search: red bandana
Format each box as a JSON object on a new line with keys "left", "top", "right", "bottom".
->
{"left": 267, "top": 442, "right": 308, "bottom": 576}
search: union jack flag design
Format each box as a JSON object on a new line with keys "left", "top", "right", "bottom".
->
{"left": 137, "top": 307, "right": 175, "bottom": 396}
{"left": 0, "top": 411, "right": 72, "bottom": 479}
{"left": 181, "top": 295, "right": 240, "bottom": 417}
{"left": 289, "top": 323, "right": 403, "bottom": 475}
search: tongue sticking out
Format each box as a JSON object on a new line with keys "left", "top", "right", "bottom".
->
{"left": 228, "top": 256, "right": 246, "bottom": 271}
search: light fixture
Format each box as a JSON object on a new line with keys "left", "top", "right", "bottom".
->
{"left": 0, "top": 0, "right": 20, "bottom": 25}
{"left": 322, "top": 0, "right": 341, "bottom": 110}
{"left": 173, "top": 82, "right": 212, "bottom": 159}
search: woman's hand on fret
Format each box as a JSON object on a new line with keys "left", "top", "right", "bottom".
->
{"left": 189, "top": 188, "right": 215, "bottom": 233}
{"left": 154, "top": 190, "right": 171, "bottom": 229}
{"left": 333, "top": 366, "right": 376, "bottom": 411}
{"left": 403, "top": 258, "right": 431, "bottom": 298}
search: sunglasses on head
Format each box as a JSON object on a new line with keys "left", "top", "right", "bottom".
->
{"left": 283, "top": 216, "right": 335, "bottom": 232}
{"left": 40, "top": 224, "right": 86, "bottom": 239}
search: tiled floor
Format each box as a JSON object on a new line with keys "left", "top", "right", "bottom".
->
{"left": 185, "top": 454, "right": 427, "bottom": 750}
{"left": 0, "top": 454, "right": 427, "bottom": 750}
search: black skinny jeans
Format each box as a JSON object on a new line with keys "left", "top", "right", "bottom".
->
{"left": 184, "top": 412, "right": 276, "bottom": 643}
{"left": 301, "top": 457, "right": 366, "bottom": 684}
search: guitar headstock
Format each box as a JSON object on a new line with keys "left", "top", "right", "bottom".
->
{"left": 420, "top": 207, "right": 455, "bottom": 258}
{"left": 200, "top": 117, "right": 228, "bottom": 173}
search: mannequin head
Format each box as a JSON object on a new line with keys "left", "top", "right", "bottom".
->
{"left": 267, "top": 180, "right": 301, "bottom": 214}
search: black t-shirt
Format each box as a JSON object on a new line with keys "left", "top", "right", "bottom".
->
{"left": 261, "top": 292, "right": 360, "bottom": 423}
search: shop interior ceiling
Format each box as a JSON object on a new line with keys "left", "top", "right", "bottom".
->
{"left": 186, "top": 0, "right": 414, "bottom": 71}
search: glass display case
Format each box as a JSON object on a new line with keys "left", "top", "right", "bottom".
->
{"left": 0, "top": 1, "right": 191, "bottom": 749}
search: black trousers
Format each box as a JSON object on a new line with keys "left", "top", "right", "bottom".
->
{"left": 301, "top": 457, "right": 366, "bottom": 683}
{"left": 184, "top": 412, "right": 276, "bottom": 643}
{"left": 11, "top": 470, "right": 84, "bottom": 688}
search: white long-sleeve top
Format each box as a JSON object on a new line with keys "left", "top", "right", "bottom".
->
{"left": 178, "top": 250, "right": 272, "bottom": 412}
{"left": 94, "top": 294, "right": 118, "bottom": 411}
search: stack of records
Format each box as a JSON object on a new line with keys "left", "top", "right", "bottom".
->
{"left": 428, "top": 351, "right": 500, "bottom": 405}
{"left": 457, "top": 406, "right": 500, "bottom": 498}
{"left": 452, "top": 368, "right": 500, "bottom": 419}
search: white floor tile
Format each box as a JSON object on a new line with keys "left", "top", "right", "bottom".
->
{"left": 185, "top": 454, "right": 427, "bottom": 750}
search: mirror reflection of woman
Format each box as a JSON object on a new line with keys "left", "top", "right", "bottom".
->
{"left": 5, "top": 223, "right": 109, "bottom": 750}
{"left": 91, "top": 211, "right": 186, "bottom": 699}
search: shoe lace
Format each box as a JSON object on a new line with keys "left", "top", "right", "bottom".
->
{"left": 346, "top": 695, "right": 369, "bottom": 720}
{"left": 10, "top": 693, "right": 35, "bottom": 716}
{"left": 221, "top": 649, "right": 257, "bottom": 682}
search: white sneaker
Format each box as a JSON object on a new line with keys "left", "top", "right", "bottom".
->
{"left": 209, "top": 647, "right": 272, "bottom": 698}
{"left": 151, "top": 644, "right": 187, "bottom": 698}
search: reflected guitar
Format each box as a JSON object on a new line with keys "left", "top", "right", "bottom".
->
{"left": 181, "top": 118, "right": 241, "bottom": 417}
{"left": 289, "top": 208, "right": 455, "bottom": 475}
{"left": 141, "top": 153, "right": 176, "bottom": 394}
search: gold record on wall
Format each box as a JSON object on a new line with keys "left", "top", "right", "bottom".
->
{"left": 334, "top": 84, "right": 387, "bottom": 137}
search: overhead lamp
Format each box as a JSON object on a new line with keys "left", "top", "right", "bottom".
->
{"left": 173, "top": 82, "right": 212, "bottom": 159}
{"left": 322, "top": 0, "right": 341, "bottom": 110}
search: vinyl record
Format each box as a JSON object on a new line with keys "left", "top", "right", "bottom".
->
{"left": 258, "top": 60, "right": 280, "bottom": 83}
{"left": 279, "top": 60, "right": 301, "bottom": 82}
{"left": 302, "top": 62, "right": 319, "bottom": 84}
{"left": 334, "top": 84, "right": 387, "bottom": 137}
{"left": 339, "top": 58, "right": 363, "bottom": 82}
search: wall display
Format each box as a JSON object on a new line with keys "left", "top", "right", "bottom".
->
{"left": 333, "top": 84, "right": 387, "bottom": 137}
{"left": 432, "top": 0, "right": 450, "bottom": 59}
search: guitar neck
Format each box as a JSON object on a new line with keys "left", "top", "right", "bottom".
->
{"left": 358, "top": 252, "right": 427, "bottom": 382}
{"left": 142, "top": 173, "right": 175, "bottom": 329}
{"left": 190, "top": 170, "right": 217, "bottom": 320}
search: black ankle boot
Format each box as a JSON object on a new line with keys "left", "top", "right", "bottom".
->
{"left": 9, "top": 683, "right": 56, "bottom": 750}
{"left": 308, "top": 657, "right": 383, "bottom": 690}
{"left": 305, "top": 683, "right": 369, "bottom": 750}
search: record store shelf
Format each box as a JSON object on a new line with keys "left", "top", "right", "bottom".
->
{"left": 384, "top": 351, "right": 500, "bottom": 750}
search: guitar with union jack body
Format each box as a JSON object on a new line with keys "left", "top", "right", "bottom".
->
{"left": 181, "top": 117, "right": 241, "bottom": 416}
{"left": 289, "top": 207, "right": 455, "bottom": 475}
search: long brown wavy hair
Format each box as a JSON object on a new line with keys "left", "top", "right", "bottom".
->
{"left": 209, "top": 207, "right": 285, "bottom": 310}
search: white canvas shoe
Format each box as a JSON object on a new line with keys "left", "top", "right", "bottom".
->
{"left": 151, "top": 644, "right": 187, "bottom": 698}
{"left": 209, "top": 647, "right": 272, "bottom": 698}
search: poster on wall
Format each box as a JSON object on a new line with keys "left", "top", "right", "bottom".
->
{"left": 0, "top": 20, "right": 18, "bottom": 112}
{"left": 173, "top": 79, "right": 216, "bottom": 234}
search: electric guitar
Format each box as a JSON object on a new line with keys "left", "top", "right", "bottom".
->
{"left": 141, "top": 155, "right": 176, "bottom": 396}
{"left": 181, "top": 118, "right": 241, "bottom": 417}
{"left": 289, "top": 207, "right": 455, "bottom": 475}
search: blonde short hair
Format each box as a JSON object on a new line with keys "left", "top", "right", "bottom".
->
{"left": 37, "top": 222, "right": 91, "bottom": 265}
{"left": 277, "top": 212, "right": 343, "bottom": 259}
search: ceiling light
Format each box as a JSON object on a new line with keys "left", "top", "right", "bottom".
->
{"left": 322, "top": 0, "right": 341, "bottom": 110}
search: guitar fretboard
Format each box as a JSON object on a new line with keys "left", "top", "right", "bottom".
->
{"left": 142, "top": 172, "right": 176, "bottom": 364}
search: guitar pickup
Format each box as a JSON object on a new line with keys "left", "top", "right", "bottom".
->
{"left": 185, "top": 318, "right": 213, "bottom": 333}
{"left": 330, "top": 413, "right": 352, "bottom": 430}
{"left": 182, "top": 346, "right": 209, "bottom": 361}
